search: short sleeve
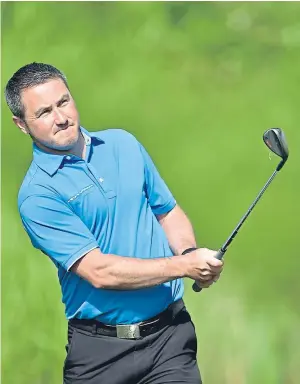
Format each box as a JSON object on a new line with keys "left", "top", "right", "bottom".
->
{"left": 138, "top": 143, "right": 176, "bottom": 215}
{"left": 19, "top": 194, "right": 99, "bottom": 270}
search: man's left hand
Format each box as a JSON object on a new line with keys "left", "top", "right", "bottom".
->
{"left": 194, "top": 273, "right": 221, "bottom": 289}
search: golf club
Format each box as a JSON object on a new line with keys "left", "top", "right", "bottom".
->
{"left": 192, "top": 128, "right": 289, "bottom": 293}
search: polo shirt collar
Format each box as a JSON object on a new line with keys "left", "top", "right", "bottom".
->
{"left": 33, "top": 127, "right": 104, "bottom": 176}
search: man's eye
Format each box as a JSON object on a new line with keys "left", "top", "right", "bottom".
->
{"left": 40, "top": 110, "right": 50, "bottom": 117}
{"left": 61, "top": 99, "right": 68, "bottom": 106}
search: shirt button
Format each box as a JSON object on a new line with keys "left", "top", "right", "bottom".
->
{"left": 66, "top": 156, "right": 71, "bottom": 160}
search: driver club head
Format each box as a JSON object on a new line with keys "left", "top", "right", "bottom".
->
{"left": 263, "top": 128, "right": 289, "bottom": 165}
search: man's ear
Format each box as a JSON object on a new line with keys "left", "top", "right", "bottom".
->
{"left": 12, "top": 116, "right": 29, "bottom": 134}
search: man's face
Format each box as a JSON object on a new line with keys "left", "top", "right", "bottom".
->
{"left": 15, "top": 78, "right": 80, "bottom": 152}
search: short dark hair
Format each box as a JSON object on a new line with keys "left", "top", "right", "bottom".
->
{"left": 5, "top": 62, "right": 69, "bottom": 119}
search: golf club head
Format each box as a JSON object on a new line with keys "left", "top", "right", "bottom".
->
{"left": 263, "top": 128, "right": 289, "bottom": 170}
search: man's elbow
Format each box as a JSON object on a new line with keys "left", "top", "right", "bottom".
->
{"left": 90, "top": 274, "right": 106, "bottom": 289}
{"left": 90, "top": 273, "right": 117, "bottom": 289}
{"left": 81, "top": 269, "right": 116, "bottom": 290}
{"left": 70, "top": 253, "right": 115, "bottom": 289}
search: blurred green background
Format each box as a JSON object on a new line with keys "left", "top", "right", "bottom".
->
{"left": 2, "top": 2, "right": 300, "bottom": 383}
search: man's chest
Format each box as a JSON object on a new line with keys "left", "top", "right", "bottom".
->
{"left": 52, "top": 147, "right": 146, "bottom": 231}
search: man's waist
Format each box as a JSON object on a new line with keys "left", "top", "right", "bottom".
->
{"left": 64, "top": 279, "right": 184, "bottom": 324}
{"left": 69, "top": 299, "right": 185, "bottom": 339}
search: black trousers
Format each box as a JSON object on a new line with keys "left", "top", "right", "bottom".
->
{"left": 63, "top": 306, "right": 202, "bottom": 384}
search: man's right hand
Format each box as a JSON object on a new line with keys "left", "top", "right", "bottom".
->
{"left": 184, "top": 248, "right": 224, "bottom": 288}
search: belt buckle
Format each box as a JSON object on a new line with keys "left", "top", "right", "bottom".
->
{"left": 116, "top": 324, "right": 141, "bottom": 339}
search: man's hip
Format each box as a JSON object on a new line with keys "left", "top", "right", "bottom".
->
{"left": 63, "top": 300, "right": 201, "bottom": 384}
{"left": 68, "top": 299, "right": 185, "bottom": 340}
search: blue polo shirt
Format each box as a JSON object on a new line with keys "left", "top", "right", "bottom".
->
{"left": 18, "top": 128, "right": 184, "bottom": 325}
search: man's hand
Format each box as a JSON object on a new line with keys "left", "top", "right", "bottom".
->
{"left": 185, "top": 248, "right": 224, "bottom": 289}
{"left": 194, "top": 274, "right": 220, "bottom": 289}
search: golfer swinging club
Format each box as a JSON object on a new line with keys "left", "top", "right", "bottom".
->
{"left": 5, "top": 63, "right": 224, "bottom": 384}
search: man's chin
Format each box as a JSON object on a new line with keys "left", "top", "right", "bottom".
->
{"left": 44, "top": 137, "right": 78, "bottom": 152}
{"left": 53, "top": 132, "right": 79, "bottom": 151}
{"left": 52, "top": 141, "right": 77, "bottom": 151}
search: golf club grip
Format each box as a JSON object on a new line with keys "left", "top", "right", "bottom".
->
{"left": 192, "top": 249, "right": 226, "bottom": 292}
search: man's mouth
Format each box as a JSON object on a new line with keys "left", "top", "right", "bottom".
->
{"left": 56, "top": 124, "right": 72, "bottom": 134}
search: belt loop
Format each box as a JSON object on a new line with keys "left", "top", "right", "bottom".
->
{"left": 92, "top": 323, "right": 97, "bottom": 335}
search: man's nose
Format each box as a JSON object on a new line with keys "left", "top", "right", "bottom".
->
{"left": 54, "top": 109, "right": 68, "bottom": 125}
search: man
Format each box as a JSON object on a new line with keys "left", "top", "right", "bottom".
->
{"left": 5, "top": 62, "right": 224, "bottom": 384}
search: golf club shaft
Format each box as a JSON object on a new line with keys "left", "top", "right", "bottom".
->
{"left": 193, "top": 168, "right": 279, "bottom": 292}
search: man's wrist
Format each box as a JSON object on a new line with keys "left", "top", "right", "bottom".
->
{"left": 182, "top": 247, "right": 198, "bottom": 255}
{"left": 178, "top": 248, "right": 198, "bottom": 278}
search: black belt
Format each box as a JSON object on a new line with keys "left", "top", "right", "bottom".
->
{"left": 69, "top": 299, "right": 185, "bottom": 339}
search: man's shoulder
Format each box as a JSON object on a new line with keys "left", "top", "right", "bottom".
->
{"left": 18, "top": 162, "right": 55, "bottom": 209}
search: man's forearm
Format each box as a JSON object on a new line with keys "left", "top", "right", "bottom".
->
{"left": 157, "top": 204, "right": 197, "bottom": 255}
{"left": 72, "top": 204, "right": 198, "bottom": 289}
{"left": 71, "top": 248, "right": 189, "bottom": 290}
